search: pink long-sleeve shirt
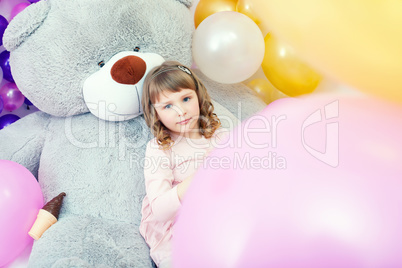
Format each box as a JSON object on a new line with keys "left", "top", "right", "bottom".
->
{"left": 139, "top": 131, "right": 224, "bottom": 265}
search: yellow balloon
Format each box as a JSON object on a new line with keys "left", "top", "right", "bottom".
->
{"left": 194, "top": 0, "right": 237, "bottom": 28}
{"left": 236, "top": 0, "right": 269, "bottom": 36}
{"left": 247, "top": 78, "right": 287, "bottom": 103}
{"left": 262, "top": 33, "right": 322, "bottom": 97}
{"left": 243, "top": 0, "right": 402, "bottom": 102}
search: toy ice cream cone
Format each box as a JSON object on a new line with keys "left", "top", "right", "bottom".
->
{"left": 29, "top": 192, "right": 66, "bottom": 240}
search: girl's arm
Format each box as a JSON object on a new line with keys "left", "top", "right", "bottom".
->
{"left": 177, "top": 129, "right": 227, "bottom": 202}
{"left": 177, "top": 175, "right": 193, "bottom": 202}
{"left": 144, "top": 140, "right": 181, "bottom": 222}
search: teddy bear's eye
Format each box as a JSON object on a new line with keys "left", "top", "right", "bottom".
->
{"left": 134, "top": 47, "right": 140, "bottom": 52}
{"left": 98, "top": 61, "right": 105, "bottom": 68}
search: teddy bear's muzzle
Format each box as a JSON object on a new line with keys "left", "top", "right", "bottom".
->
{"left": 82, "top": 51, "right": 165, "bottom": 121}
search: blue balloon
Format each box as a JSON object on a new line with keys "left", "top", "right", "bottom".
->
{"left": 0, "top": 51, "right": 14, "bottom": 83}
{"left": 0, "top": 15, "right": 8, "bottom": 47}
{"left": 0, "top": 96, "right": 3, "bottom": 114}
{"left": 0, "top": 114, "right": 20, "bottom": 130}
{"left": 24, "top": 97, "right": 33, "bottom": 106}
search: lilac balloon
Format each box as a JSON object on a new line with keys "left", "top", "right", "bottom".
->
{"left": 0, "top": 114, "right": 20, "bottom": 129}
{"left": 10, "top": 3, "right": 31, "bottom": 21}
{"left": 0, "top": 51, "right": 14, "bottom": 82}
{"left": 0, "top": 83, "right": 25, "bottom": 111}
{"left": 174, "top": 95, "right": 402, "bottom": 268}
{"left": 0, "top": 96, "right": 4, "bottom": 114}
{"left": 0, "top": 15, "right": 8, "bottom": 47}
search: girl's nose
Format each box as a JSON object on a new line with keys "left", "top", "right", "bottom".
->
{"left": 177, "top": 110, "right": 186, "bottom": 117}
{"left": 175, "top": 105, "right": 186, "bottom": 116}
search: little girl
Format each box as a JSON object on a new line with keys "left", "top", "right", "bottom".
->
{"left": 140, "top": 61, "right": 222, "bottom": 267}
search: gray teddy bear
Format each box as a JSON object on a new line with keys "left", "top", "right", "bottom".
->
{"left": 0, "top": 0, "right": 265, "bottom": 266}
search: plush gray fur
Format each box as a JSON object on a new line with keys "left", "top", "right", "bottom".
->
{"left": 0, "top": 0, "right": 266, "bottom": 267}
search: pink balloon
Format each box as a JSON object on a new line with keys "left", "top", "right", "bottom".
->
{"left": 10, "top": 2, "right": 31, "bottom": 21}
{"left": 4, "top": 240, "right": 33, "bottom": 268}
{"left": 0, "top": 160, "right": 43, "bottom": 267}
{"left": 173, "top": 94, "right": 402, "bottom": 268}
{"left": 0, "top": 83, "right": 25, "bottom": 112}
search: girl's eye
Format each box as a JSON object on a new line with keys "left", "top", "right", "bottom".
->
{"left": 183, "top": 97, "right": 190, "bottom": 102}
{"left": 164, "top": 104, "right": 172, "bottom": 109}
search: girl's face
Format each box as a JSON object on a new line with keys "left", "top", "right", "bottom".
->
{"left": 154, "top": 88, "right": 201, "bottom": 139}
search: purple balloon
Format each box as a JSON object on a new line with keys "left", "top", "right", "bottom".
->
{"left": 0, "top": 15, "right": 8, "bottom": 47}
{"left": 0, "top": 51, "right": 14, "bottom": 83}
{"left": 27, "top": 0, "right": 41, "bottom": 3}
{"left": 0, "top": 96, "right": 4, "bottom": 114}
{"left": 0, "top": 83, "right": 25, "bottom": 112}
{"left": 0, "top": 114, "right": 20, "bottom": 130}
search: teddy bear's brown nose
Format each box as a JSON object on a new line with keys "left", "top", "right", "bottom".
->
{"left": 110, "top": 55, "right": 146, "bottom": 85}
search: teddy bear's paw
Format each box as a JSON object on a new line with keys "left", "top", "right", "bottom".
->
{"left": 28, "top": 216, "right": 154, "bottom": 267}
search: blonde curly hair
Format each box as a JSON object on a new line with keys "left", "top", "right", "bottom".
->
{"left": 142, "top": 61, "right": 221, "bottom": 150}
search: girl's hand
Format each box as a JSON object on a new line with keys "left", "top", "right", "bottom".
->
{"left": 177, "top": 175, "right": 194, "bottom": 202}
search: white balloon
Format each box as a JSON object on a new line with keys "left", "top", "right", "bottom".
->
{"left": 192, "top": 11, "right": 265, "bottom": 84}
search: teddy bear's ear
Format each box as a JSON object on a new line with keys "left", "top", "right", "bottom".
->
{"left": 2, "top": 0, "right": 50, "bottom": 52}
{"left": 175, "top": 0, "right": 193, "bottom": 8}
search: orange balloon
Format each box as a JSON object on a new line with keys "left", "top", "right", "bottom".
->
{"left": 262, "top": 33, "right": 322, "bottom": 97}
{"left": 194, "top": 0, "right": 237, "bottom": 28}
{"left": 242, "top": 0, "right": 402, "bottom": 102}
{"left": 246, "top": 78, "right": 287, "bottom": 103}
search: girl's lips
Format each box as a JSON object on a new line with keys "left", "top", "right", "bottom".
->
{"left": 177, "top": 118, "right": 192, "bottom": 125}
